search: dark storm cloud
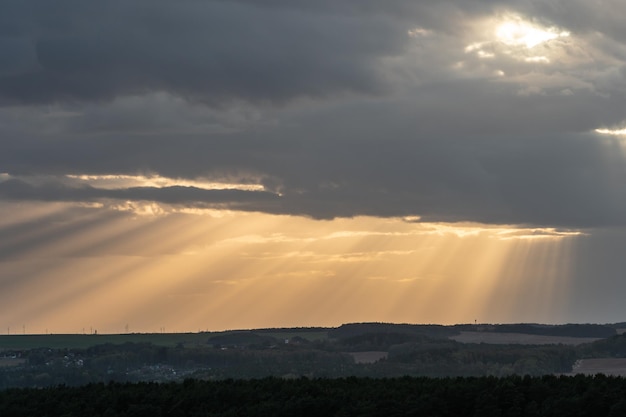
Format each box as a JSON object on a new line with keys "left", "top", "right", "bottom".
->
{"left": 2, "top": 129, "right": 626, "bottom": 227}
{"left": 0, "top": 0, "right": 414, "bottom": 105}
{"left": 2, "top": 0, "right": 624, "bottom": 105}
{"left": 0, "top": 0, "right": 571, "bottom": 105}
{"left": 1, "top": 1, "right": 626, "bottom": 228}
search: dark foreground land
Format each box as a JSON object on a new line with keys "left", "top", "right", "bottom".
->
{"left": 1, "top": 322, "right": 626, "bottom": 389}
{"left": 2, "top": 375, "right": 626, "bottom": 417}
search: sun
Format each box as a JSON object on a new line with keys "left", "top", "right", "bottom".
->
{"left": 495, "top": 18, "right": 569, "bottom": 49}
{"left": 464, "top": 13, "right": 570, "bottom": 64}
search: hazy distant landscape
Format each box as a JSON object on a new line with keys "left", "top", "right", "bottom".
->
{"left": 450, "top": 332, "right": 605, "bottom": 345}
{"left": 1, "top": 322, "right": 626, "bottom": 389}
{"left": 2, "top": 322, "right": 626, "bottom": 416}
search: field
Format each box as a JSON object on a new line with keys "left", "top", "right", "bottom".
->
{"left": 346, "top": 351, "right": 388, "bottom": 364}
{"left": 450, "top": 331, "right": 602, "bottom": 346}
{"left": 0, "top": 358, "right": 26, "bottom": 368}
{"left": 0, "top": 329, "right": 606, "bottom": 351}
{"left": 0, "top": 329, "right": 330, "bottom": 351}
{"left": 566, "top": 358, "right": 626, "bottom": 376}
{"left": 0, "top": 333, "right": 211, "bottom": 350}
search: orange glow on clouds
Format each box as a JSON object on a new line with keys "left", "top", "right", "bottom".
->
{"left": 65, "top": 173, "right": 266, "bottom": 192}
{"left": 0, "top": 202, "right": 583, "bottom": 333}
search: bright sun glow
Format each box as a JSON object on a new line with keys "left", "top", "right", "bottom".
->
{"left": 595, "top": 128, "right": 626, "bottom": 136}
{"left": 464, "top": 13, "right": 570, "bottom": 65}
{"left": 495, "top": 19, "right": 569, "bottom": 49}
{"left": 65, "top": 174, "right": 265, "bottom": 192}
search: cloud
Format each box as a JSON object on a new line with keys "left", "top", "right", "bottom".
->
{"left": 0, "top": 0, "right": 412, "bottom": 106}
{"left": 0, "top": 177, "right": 279, "bottom": 209}
{"left": 1, "top": 1, "right": 626, "bottom": 228}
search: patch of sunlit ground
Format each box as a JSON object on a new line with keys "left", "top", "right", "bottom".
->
{"left": 0, "top": 202, "right": 584, "bottom": 333}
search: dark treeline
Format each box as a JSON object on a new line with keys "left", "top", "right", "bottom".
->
{"left": 2, "top": 375, "right": 626, "bottom": 417}
{"left": 329, "top": 323, "right": 459, "bottom": 339}
{"left": 479, "top": 324, "right": 616, "bottom": 339}
{"left": 331, "top": 322, "right": 618, "bottom": 339}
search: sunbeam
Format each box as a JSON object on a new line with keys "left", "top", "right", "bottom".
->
{"left": 0, "top": 201, "right": 587, "bottom": 333}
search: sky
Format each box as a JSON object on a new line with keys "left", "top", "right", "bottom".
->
{"left": 1, "top": 0, "right": 626, "bottom": 334}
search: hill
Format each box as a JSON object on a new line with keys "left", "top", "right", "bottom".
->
{"left": 1, "top": 322, "right": 625, "bottom": 388}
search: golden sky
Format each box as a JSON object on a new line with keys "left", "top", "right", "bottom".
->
{"left": 0, "top": 201, "right": 584, "bottom": 334}
{"left": 2, "top": 2, "right": 626, "bottom": 333}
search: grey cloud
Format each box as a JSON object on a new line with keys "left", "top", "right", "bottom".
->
{"left": 2, "top": 128, "right": 626, "bottom": 227}
{"left": 2, "top": 1, "right": 626, "bottom": 228}
{"left": 0, "top": 37, "right": 40, "bottom": 76}
{"left": 2, "top": 89, "right": 626, "bottom": 228}
{"left": 0, "top": 0, "right": 411, "bottom": 105}
{"left": 0, "top": 179, "right": 280, "bottom": 208}
{"left": 1, "top": 0, "right": 573, "bottom": 106}
{"left": 524, "top": 0, "right": 626, "bottom": 41}
{"left": 2, "top": 1, "right": 625, "bottom": 107}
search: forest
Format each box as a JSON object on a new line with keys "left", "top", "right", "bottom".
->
{"left": 2, "top": 375, "right": 626, "bottom": 416}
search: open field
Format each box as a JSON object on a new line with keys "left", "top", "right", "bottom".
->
{"left": 450, "top": 331, "right": 602, "bottom": 346}
{"left": 347, "top": 351, "right": 388, "bottom": 364}
{"left": 0, "top": 333, "right": 211, "bottom": 350}
{"left": 0, "top": 329, "right": 330, "bottom": 350}
{"left": 565, "top": 358, "right": 626, "bottom": 376}
{"left": 0, "top": 358, "right": 26, "bottom": 368}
